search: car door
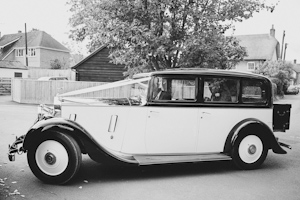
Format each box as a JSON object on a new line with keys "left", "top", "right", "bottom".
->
{"left": 197, "top": 77, "right": 240, "bottom": 153}
{"left": 145, "top": 107, "right": 199, "bottom": 154}
{"left": 145, "top": 76, "right": 199, "bottom": 154}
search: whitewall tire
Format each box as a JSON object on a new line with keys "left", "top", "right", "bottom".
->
{"left": 27, "top": 131, "right": 82, "bottom": 184}
{"left": 232, "top": 133, "right": 268, "bottom": 170}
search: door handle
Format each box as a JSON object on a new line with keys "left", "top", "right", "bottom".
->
{"left": 150, "top": 111, "right": 159, "bottom": 114}
{"left": 202, "top": 112, "right": 211, "bottom": 115}
{"left": 108, "top": 115, "right": 118, "bottom": 132}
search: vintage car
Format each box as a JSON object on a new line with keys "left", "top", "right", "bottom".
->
{"left": 8, "top": 69, "right": 292, "bottom": 184}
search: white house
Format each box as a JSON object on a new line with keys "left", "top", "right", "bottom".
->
{"left": 233, "top": 25, "right": 280, "bottom": 72}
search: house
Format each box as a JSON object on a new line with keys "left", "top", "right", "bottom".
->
{"left": 72, "top": 46, "right": 126, "bottom": 82}
{"left": 233, "top": 25, "right": 280, "bottom": 72}
{"left": 0, "top": 60, "right": 28, "bottom": 78}
{"left": 0, "top": 30, "right": 70, "bottom": 68}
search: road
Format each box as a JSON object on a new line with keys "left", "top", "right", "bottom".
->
{"left": 0, "top": 95, "right": 300, "bottom": 200}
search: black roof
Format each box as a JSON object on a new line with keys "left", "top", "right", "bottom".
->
{"left": 151, "top": 68, "right": 268, "bottom": 79}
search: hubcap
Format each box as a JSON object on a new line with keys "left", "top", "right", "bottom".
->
{"left": 36, "top": 140, "right": 69, "bottom": 176}
{"left": 248, "top": 145, "right": 257, "bottom": 155}
{"left": 45, "top": 152, "right": 56, "bottom": 165}
{"left": 238, "top": 135, "right": 263, "bottom": 164}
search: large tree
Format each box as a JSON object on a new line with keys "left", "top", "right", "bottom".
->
{"left": 68, "top": 0, "right": 273, "bottom": 76}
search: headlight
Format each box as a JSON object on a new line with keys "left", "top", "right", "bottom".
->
{"left": 37, "top": 104, "right": 55, "bottom": 119}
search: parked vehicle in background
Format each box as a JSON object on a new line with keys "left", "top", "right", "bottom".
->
{"left": 8, "top": 69, "right": 292, "bottom": 184}
{"left": 38, "top": 76, "right": 68, "bottom": 81}
{"left": 285, "top": 85, "right": 299, "bottom": 95}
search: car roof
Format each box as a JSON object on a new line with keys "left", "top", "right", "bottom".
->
{"left": 150, "top": 68, "right": 268, "bottom": 79}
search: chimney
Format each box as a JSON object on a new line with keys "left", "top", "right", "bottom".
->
{"left": 270, "top": 25, "right": 275, "bottom": 37}
{"left": 294, "top": 59, "right": 297, "bottom": 64}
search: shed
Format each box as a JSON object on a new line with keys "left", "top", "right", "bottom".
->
{"left": 72, "top": 46, "right": 126, "bottom": 82}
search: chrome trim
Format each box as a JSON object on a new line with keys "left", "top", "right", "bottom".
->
{"left": 134, "top": 153, "right": 232, "bottom": 165}
{"left": 105, "top": 149, "right": 231, "bottom": 165}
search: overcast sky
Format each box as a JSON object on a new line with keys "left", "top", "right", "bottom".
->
{"left": 0, "top": 0, "right": 299, "bottom": 62}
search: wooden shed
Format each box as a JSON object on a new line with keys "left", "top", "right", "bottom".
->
{"left": 72, "top": 46, "right": 126, "bottom": 82}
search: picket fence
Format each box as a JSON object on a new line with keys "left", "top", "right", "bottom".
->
{"left": 12, "top": 79, "right": 132, "bottom": 104}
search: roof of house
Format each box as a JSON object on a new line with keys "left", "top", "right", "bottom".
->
{"left": 234, "top": 34, "right": 280, "bottom": 60}
{"left": 72, "top": 45, "right": 107, "bottom": 69}
{"left": 0, "top": 30, "right": 70, "bottom": 60}
{"left": 0, "top": 60, "right": 27, "bottom": 70}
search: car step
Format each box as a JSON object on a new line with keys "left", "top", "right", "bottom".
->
{"left": 134, "top": 153, "right": 232, "bottom": 165}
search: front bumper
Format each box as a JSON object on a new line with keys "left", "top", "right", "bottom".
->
{"left": 8, "top": 135, "right": 26, "bottom": 161}
{"left": 8, "top": 104, "right": 58, "bottom": 162}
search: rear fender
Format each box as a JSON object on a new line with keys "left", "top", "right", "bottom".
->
{"left": 223, "top": 118, "right": 286, "bottom": 155}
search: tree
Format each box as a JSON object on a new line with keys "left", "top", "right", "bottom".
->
{"left": 256, "top": 60, "right": 294, "bottom": 96}
{"left": 50, "top": 59, "right": 67, "bottom": 69}
{"left": 68, "top": 0, "right": 274, "bottom": 76}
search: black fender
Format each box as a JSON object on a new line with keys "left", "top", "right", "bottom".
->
{"left": 223, "top": 118, "right": 286, "bottom": 155}
{"left": 23, "top": 117, "right": 137, "bottom": 166}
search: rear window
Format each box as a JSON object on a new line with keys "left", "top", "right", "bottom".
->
{"left": 242, "top": 79, "right": 267, "bottom": 103}
{"left": 203, "top": 77, "right": 239, "bottom": 103}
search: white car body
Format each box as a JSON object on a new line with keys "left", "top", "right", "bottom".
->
{"left": 8, "top": 69, "right": 291, "bottom": 184}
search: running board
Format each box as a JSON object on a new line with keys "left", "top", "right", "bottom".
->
{"left": 134, "top": 153, "right": 232, "bottom": 165}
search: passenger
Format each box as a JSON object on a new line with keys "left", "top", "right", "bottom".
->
{"left": 152, "top": 77, "right": 161, "bottom": 99}
{"left": 220, "top": 82, "right": 232, "bottom": 102}
{"left": 154, "top": 78, "right": 171, "bottom": 100}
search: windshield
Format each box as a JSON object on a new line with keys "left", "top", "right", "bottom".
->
{"left": 58, "top": 76, "right": 150, "bottom": 105}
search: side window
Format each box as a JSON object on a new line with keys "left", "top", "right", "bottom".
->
{"left": 242, "top": 79, "right": 267, "bottom": 103}
{"left": 171, "top": 79, "right": 195, "bottom": 100}
{"left": 203, "top": 78, "right": 239, "bottom": 103}
{"left": 150, "top": 77, "right": 196, "bottom": 102}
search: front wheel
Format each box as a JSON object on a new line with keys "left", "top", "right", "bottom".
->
{"left": 232, "top": 133, "right": 268, "bottom": 170}
{"left": 27, "top": 131, "right": 82, "bottom": 184}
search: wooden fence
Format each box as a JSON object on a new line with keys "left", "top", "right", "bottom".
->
{"left": 12, "top": 79, "right": 132, "bottom": 104}
{"left": 0, "top": 78, "right": 11, "bottom": 95}
{"left": 28, "top": 68, "right": 76, "bottom": 80}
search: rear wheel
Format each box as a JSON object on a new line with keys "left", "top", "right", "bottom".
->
{"left": 27, "top": 131, "right": 82, "bottom": 184}
{"left": 232, "top": 133, "right": 268, "bottom": 170}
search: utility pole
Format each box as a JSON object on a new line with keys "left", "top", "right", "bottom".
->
{"left": 280, "top": 30, "right": 285, "bottom": 60}
{"left": 25, "top": 23, "right": 28, "bottom": 66}
{"left": 283, "top": 43, "right": 288, "bottom": 61}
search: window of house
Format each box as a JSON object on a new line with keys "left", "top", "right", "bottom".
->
{"left": 247, "top": 62, "right": 255, "bottom": 71}
{"left": 14, "top": 72, "right": 22, "bottom": 78}
{"left": 15, "top": 49, "right": 24, "bottom": 57}
{"left": 28, "top": 48, "right": 36, "bottom": 57}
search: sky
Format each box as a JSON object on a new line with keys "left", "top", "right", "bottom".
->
{"left": 0, "top": 0, "right": 299, "bottom": 62}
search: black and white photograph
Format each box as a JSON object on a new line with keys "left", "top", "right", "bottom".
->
{"left": 1, "top": 0, "right": 300, "bottom": 199}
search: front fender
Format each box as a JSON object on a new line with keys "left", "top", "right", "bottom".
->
{"left": 23, "top": 117, "right": 91, "bottom": 151}
{"left": 23, "top": 117, "right": 137, "bottom": 165}
{"left": 224, "top": 118, "right": 286, "bottom": 155}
